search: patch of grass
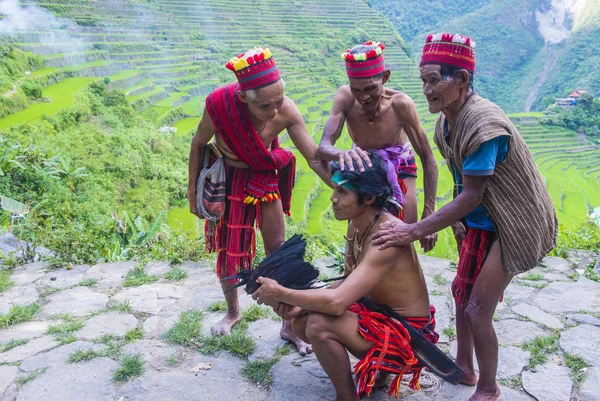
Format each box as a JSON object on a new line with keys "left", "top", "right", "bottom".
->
{"left": 242, "top": 359, "right": 275, "bottom": 387}
{"left": 207, "top": 301, "right": 227, "bottom": 312}
{"left": 164, "top": 266, "right": 188, "bottom": 282}
{"left": 432, "top": 273, "right": 447, "bottom": 286}
{"left": 79, "top": 278, "right": 98, "bottom": 287}
{"left": 242, "top": 305, "right": 274, "bottom": 322}
{"left": 241, "top": 344, "right": 294, "bottom": 387}
{"left": 431, "top": 290, "right": 444, "bottom": 296}
{"left": 565, "top": 353, "right": 590, "bottom": 382}
{"left": 0, "top": 338, "right": 29, "bottom": 352}
{"left": 122, "top": 267, "right": 158, "bottom": 287}
{"left": 219, "top": 328, "right": 256, "bottom": 359}
{"left": 499, "top": 375, "right": 523, "bottom": 389}
{"left": 124, "top": 327, "right": 144, "bottom": 342}
{"left": 161, "top": 309, "right": 203, "bottom": 347}
{"left": 113, "top": 353, "right": 144, "bottom": 382}
{"left": 0, "top": 303, "right": 41, "bottom": 329}
{"left": 523, "top": 334, "right": 560, "bottom": 369}
{"left": 584, "top": 263, "right": 600, "bottom": 283}
{"left": 47, "top": 315, "right": 84, "bottom": 344}
{"left": 109, "top": 300, "right": 133, "bottom": 314}
{"left": 164, "top": 351, "right": 185, "bottom": 366}
{"left": 68, "top": 348, "right": 104, "bottom": 363}
{"left": 17, "top": 367, "right": 47, "bottom": 388}
{"left": 0, "top": 269, "right": 13, "bottom": 293}
{"left": 516, "top": 281, "right": 548, "bottom": 289}
{"left": 443, "top": 327, "right": 456, "bottom": 340}
{"left": 523, "top": 273, "right": 544, "bottom": 281}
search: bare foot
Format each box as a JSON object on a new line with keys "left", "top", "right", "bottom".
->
{"left": 211, "top": 312, "right": 242, "bottom": 336}
{"left": 467, "top": 387, "right": 502, "bottom": 401}
{"left": 280, "top": 322, "right": 313, "bottom": 356}
{"left": 459, "top": 370, "right": 479, "bottom": 386}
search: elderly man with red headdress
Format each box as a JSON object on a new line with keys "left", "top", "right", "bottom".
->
{"left": 372, "top": 33, "right": 557, "bottom": 401}
{"left": 187, "top": 48, "right": 330, "bottom": 354}
{"left": 317, "top": 41, "right": 438, "bottom": 251}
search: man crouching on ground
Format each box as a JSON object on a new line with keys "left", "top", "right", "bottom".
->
{"left": 252, "top": 150, "right": 439, "bottom": 401}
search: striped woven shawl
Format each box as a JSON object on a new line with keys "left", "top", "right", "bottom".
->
{"left": 434, "top": 95, "right": 557, "bottom": 274}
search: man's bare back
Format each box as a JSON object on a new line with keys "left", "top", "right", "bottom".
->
{"left": 347, "top": 212, "right": 430, "bottom": 318}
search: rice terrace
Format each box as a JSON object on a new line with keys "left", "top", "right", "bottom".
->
{"left": 0, "top": 0, "right": 600, "bottom": 400}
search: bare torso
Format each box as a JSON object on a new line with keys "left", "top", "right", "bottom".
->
{"left": 344, "top": 87, "right": 412, "bottom": 150}
{"left": 214, "top": 97, "right": 294, "bottom": 166}
{"left": 347, "top": 213, "right": 430, "bottom": 318}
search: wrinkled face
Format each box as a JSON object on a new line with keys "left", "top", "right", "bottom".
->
{"left": 420, "top": 64, "right": 461, "bottom": 114}
{"left": 348, "top": 76, "right": 385, "bottom": 110}
{"left": 330, "top": 184, "right": 364, "bottom": 221}
{"left": 243, "top": 80, "right": 285, "bottom": 122}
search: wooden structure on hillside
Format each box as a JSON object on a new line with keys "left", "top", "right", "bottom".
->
{"left": 555, "top": 90, "right": 588, "bottom": 107}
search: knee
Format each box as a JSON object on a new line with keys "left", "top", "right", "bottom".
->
{"left": 464, "top": 295, "right": 490, "bottom": 330}
{"left": 305, "top": 313, "right": 333, "bottom": 343}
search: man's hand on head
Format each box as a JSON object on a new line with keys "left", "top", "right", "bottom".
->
{"left": 339, "top": 147, "right": 372, "bottom": 172}
{"left": 372, "top": 219, "right": 418, "bottom": 249}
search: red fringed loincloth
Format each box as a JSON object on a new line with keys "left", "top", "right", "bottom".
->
{"left": 452, "top": 228, "right": 502, "bottom": 306}
{"left": 349, "top": 302, "right": 439, "bottom": 398}
{"left": 205, "top": 164, "right": 259, "bottom": 282}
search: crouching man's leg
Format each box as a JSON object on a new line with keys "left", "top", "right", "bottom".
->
{"left": 292, "top": 311, "right": 373, "bottom": 401}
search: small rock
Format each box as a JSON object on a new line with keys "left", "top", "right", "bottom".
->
{"left": 560, "top": 324, "right": 600, "bottom": 366}
{"left": 50, "top": 277, "right": 56, "bottom": 281}
{"left": 534, "top": 277, "right": 600, "bottom": 313}
{"left": 522, "top": 362, "right": 573, "bottom": 401}
{"left": 512, "top": 303, "right": 564, "bottom": 330}
{"left": 494, "top": 319, "right": 547, "bottom": 345}
{"left": 42, "top": 287, "right": 108, "bottom": 317}
{"left": 76, "top": 312, "right": 138, "bottom": 339}
{"left": 578, "top": 366, "right": 600, "bottom": 401}
{"left": 0, "top": 336, "right": 58, "bottom": 363}
{"left": 569, "top": 313, "right": 600, "bottom": 326}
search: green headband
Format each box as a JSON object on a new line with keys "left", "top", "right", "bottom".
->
{"left": 332, "top": 170, "right": 356, "bottom": 191}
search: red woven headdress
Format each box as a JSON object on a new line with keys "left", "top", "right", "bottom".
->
{"left": 420, "top": 33, "right": 476, "bottom": 73}
{"left": 342, "top": 41, "right": 386, "bottom": 79}
{"left": 225, "top": 48, "right": 281, "bottom": 91}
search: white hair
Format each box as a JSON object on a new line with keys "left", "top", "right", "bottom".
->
{"left": 245, "top": 78, "right": 286, "bottom": 101}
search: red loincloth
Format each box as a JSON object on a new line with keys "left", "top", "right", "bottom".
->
{"left": 452, "top": 228, "right": 503, "bottom": 306}
{"left": 349, "top": 302, "right": 439, "bottom": 398}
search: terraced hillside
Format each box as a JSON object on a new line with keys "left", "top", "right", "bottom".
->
{"left": 1, "top": 0, "right": 599, "bottom": 260}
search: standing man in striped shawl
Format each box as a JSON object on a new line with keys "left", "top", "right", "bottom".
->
{"left": 371, "top": 33, "right": 557, "bottom": 401}
{"left": 187, "top": 47, "right": 330, "bottom": 355}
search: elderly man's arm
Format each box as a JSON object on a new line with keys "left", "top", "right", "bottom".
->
{"left": 372, "top": 175, "right": 487, "bottom": 249}
{"left": 285, "top": 98, "right": 333, "bottom": 187}
{"left": 397, "top": 97, "right": 438, "bottom": 219}
{"left": 318, "top": 87, "right": 371, "bottom": 172}
{"left": 187, "top": 107, "right": 216, "bottom": 218}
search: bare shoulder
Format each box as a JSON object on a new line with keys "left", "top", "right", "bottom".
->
{"left": 335, "top": 85, "right": 355, "bottom": 110}
{"left": 389, "top": 90, "right": 416, "bottom": 110}
{"left": 280, "top": 96, "right": 303, "bottom": 123}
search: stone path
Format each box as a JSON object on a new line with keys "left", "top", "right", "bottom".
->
{"left": 0, "top": 254, "right": 599, "bottom": 401}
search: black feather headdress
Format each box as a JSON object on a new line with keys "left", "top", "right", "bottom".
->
{"left": 220, "top": 234, "right": 321, "bottom": 294}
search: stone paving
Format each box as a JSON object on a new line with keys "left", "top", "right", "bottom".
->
{"left": 0, "top": 254, "right": 599, "bottom": 401}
